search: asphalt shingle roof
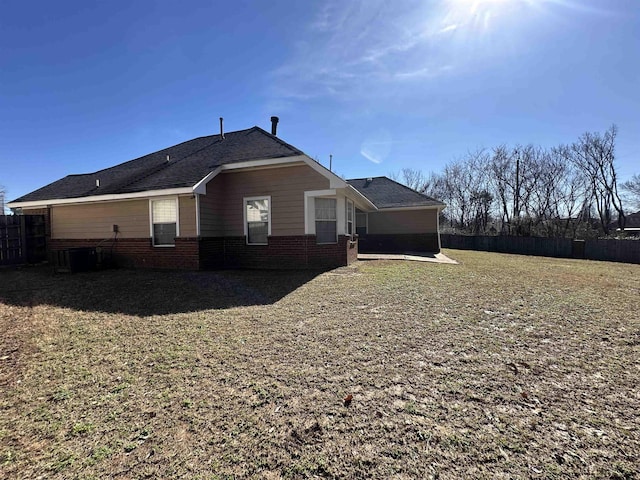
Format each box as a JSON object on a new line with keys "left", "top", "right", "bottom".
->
{"left": 626, "top": 212, "right": 640, "bottom": 229}
{"left": 346, "top": 176, "right": 445, "bottom": 209}
{"left": 12, "top": 127, "right": 302, "bottom": 203}
{"left": 610, "top": 211, "right": 640, "bottom": 230}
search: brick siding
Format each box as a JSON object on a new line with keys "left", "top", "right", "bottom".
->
{"left": 49, "top": 235, "right": 357, "bottom": 271}
{"left": 49, "top": 237, "right": 200, "bottom": 270}
{"left": 202, "top": 235, "right": 356, "bottom": 270}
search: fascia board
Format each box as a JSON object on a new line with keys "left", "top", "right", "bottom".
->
{"left": 220, "top": 155, "right": 307, "bottom": 171}
{"left": 192, "top": 167, "right": 222, "bottom": 194}
{"left": 192, "top": 156, "right": 309, "bottom": 193}
{"left": 300, "top": 156, "right": 347, "bottom": 189}
{"left": 8, "top": 187, "right": 194, "bottom": 209}
{"left": 344, "top": 185, "right": 378, "bottom": 211}
{"left": 376, "top": 204, "right": 446, "bottom": 212}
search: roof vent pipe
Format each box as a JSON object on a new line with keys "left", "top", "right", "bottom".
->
{"left": 219, "top": 117, "right": 225, "bottom": 140}
{"left": 271, "top": 116, "right": 279, "bottom": 136}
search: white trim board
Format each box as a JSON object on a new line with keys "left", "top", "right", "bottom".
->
{"left": 375, "top": 205, "right": 446, "bottom": 212}
{"left": 9, "top": 187, "right": 194, "bottom": 209}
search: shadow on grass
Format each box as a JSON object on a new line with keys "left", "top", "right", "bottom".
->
{"left": 0, "top": 266, "right": 321, "bottom": 316}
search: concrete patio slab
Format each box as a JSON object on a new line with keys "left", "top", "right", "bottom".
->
{"left": 357, "top": 252, "right": 458, "bottom": 264}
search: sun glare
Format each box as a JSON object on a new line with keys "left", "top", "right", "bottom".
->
{"left": 443, "top": 0, "right": 522, "bottom": 34}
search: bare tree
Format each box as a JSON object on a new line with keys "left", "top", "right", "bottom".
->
{"left": 465, "top": 149, "right": 493, "bottom": 234}
{"left": 387, "top": 125, "right": 626, "bottom": 238}
{"left": 489, "top": 145, "right": 541, "bottom": 235}
{"left": 563, "top": 125, "right": 625, "bottom": 234}
{"left": 550, "top": 152, "right": 591, "bottom": 238}
{"left": 420, "top": 172, "right": 446, "bottom": 199}
{"left": 621, "top": 173, "right": 640, "bottom": 211}
{"left": 490, "top": 145, "right": 513, "bottom": 232}
{"left": 389, "top": 168, "right": 428, "bottom": 192}
{"left": 438, "top": 149, "right": 494, "bottom": 233}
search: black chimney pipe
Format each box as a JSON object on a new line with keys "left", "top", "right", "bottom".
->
{"left": 271, "top": 116, "right": 279, "bottom": 136}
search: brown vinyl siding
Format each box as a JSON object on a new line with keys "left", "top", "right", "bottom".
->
{"left": 199, "top": 165, "right": 330, "bottom": 237}
{"left": 51, "top": 196, "right": 196, "bottom": 240}
{"left": 179, "top": 196, "right": 197, "bottom": 237}
{"left": 200, "top": 175, "right": 225, "bottom": 237}
{"left": 51, "top": 200, "right": 149, "bottom": 239}
{"left": 367, "top": 209, "right": 438, "bottom": 235}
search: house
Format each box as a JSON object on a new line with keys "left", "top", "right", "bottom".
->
{"left": 609, "top": 211, "right": 640, "bottom": 236}
{"left": 8, "top": 118, "right": 445, "bottom": 270}
{"left": 347, "top": 177, "right": 445, "bottom": 253}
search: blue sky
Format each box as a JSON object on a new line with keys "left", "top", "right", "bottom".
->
{"left": 1, "top": 0, "right": 639, "bottom": 203}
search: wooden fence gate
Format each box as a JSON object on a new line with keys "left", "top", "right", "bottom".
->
{"left": 0, "top": 215, "right": 47, "bottom": 266}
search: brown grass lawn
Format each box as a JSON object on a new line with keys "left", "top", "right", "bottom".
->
{"left": 1, "top": 250, "right": 639, "bottom": 479}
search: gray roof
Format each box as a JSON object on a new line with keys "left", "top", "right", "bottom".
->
{"left": 610, "top": 211, "right": 640, "bottom": 230}
{"left": 627, "top": 212, "right": 640, "bottom": 229}
{"left": 12, "top": 127, "right": 302, "bottom": 203}
{"left": 347, "top": 177, "right": 445, "bottom": 209}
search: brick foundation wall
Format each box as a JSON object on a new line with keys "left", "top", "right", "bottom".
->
{"left": 200, "top": 235, "right": 356, "bottom": 270}
{"left": 198, "top": 237, "right": 225, "bottom": 269}
{"left": 49, "top": 237, "right": 200, "bottom": 270}
{"left": 358, "top": 233, "right": 440, "bottom": 254}
{"left": 49, "top": 234, "right": 357, "bottom": 271}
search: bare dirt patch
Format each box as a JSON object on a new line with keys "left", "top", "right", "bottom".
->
{"left": 1, "top": 251, "right": 638, "bottom": 479}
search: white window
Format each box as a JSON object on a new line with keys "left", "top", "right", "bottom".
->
{"left": 151, "top": 198, "right": 178, "bottom": 246}
{"left": 245, "top": 196, "right": 270, "bottom": 245}
{"left": 346, "top": 199, "right": 354, "bottom": 236}
{"left": 315, "top": 197, "right": 337, "bottom": 244}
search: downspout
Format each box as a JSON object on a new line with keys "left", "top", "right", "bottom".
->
{"left": 195, "top": 194, "right": 201, "bottom": 237}
{"left": 437, "top": 207, "right": 442, "bottom": 251}
{"left": 195, "top": 193, "right": 201, "bottom": 269}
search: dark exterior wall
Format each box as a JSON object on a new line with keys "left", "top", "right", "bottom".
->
{"left": 358, "top": 233, "right": 440, "bottom": 253}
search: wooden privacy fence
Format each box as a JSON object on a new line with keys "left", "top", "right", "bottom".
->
{"left": 0, "top": 215, "right": 47, "bottom": 266}
{"left": 440, "top": 234, "right": 640, "bottom": 265}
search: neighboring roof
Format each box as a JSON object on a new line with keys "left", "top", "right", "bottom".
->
{"left": 11, "top": 127, "right": 303, "bottom": 203}
{"left": 346, "top": 176, "right": 445, "bottom": 209}
{"left": 610, "top": 211, "right": 640, "bottom": 230}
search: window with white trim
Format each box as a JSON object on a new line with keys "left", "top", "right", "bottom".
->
{"left": 151, "top": 198, "right": 178, "bottom": 246}
{"left": 346, "top": 199, "right": 354, "bottom": 236}
{"left": 315, "top": 197, "right": 337, "bottom": 244}
{"left": 245, "top": 197, "right": 270, "bottom": 244}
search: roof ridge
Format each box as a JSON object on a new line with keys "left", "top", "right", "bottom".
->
{"left": 249, "top": 126, "right": 305, "bottom": 155}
